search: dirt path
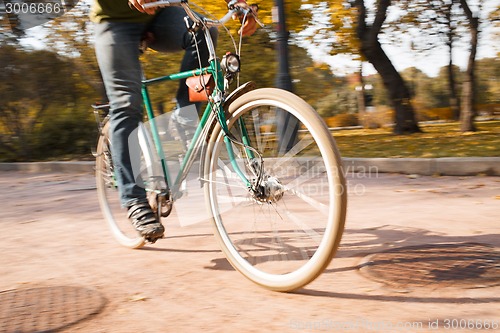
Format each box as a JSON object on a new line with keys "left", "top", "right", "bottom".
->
{"left": 1, "top": 171, "right": 499, "bottom": 332}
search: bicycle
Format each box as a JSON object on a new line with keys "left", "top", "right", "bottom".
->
{"left": 92, "top": 0, "right": 347, "bottom": 292}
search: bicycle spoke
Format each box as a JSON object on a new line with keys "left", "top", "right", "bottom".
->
{"left": 284, "top": 187, "right": 329, "bottom": 216}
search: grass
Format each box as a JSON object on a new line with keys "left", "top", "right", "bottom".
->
{"left": 332, "top": 120, "right": 500, "bottom": 158}
{"left": 6, "top": 121, "right": 499, "bottom": 162}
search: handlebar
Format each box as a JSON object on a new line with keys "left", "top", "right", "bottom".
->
{"left": 141, "top": 0, "right": 184, "bottom": 6}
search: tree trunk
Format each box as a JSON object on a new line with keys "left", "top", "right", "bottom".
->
{"left": 459, "top": 0, "right": 478, "bottom": 132}
{"left": 355, "top": 0, "right": 421, "bottom": 134}
{"left": 356, "top": 65, "right": 369, "bottom": 128}
{"left": 448, "top": 57, "right": 460, "bottom": 120}
{"left": 446, "top": 5, "right": 460, "bottom": 120}
{"left": 460, "top": 78, "right": 476, "bottom": 131}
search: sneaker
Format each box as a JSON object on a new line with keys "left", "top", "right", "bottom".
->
{"left": 127, "top": 201, "right": 164, "bottom": 243}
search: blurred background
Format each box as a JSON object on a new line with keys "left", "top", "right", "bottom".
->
{"left": 1, "top": 0, "right": 499, "bottom": 162}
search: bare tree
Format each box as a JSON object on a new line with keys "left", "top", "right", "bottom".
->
{"left": 400, "top": 0, "right": 464, "bottom": 120}
{"left": 458, "top": 0, "right": 480, "bottom": 132}
{"left": 354, "top": 0, "right": 421, "bottom": 134}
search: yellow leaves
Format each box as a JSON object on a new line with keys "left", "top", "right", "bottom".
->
{"left": 192, "top": 0, "right": 358, "bottom": 56}
{"left": 313, "top": 62, "right": 331, "bottom": 71}
{"left": 128, "top": 294, "right": 148, "bottom": 302}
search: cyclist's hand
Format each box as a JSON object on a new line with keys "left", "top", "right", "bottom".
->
{"left": 232, "top": 1, "right": 259, "bottom": 36}
{"left": 129, "top": 0, "right": 157, "bottom": 15}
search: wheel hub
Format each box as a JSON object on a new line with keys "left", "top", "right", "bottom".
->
{"left": 253, "top": 176, "right": 285, "bottom": 204}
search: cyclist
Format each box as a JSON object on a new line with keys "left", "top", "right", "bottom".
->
{"left": 91, "top": 0, "right": 258, "bottom": 242}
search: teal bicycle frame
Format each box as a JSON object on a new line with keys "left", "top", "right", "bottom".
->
{"left": 140, "top": 43, "right": 252, "bottom": 200}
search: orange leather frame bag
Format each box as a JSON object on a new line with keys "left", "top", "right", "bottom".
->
{"left": 186, "top": 74, "right": 215, "bottom": 102}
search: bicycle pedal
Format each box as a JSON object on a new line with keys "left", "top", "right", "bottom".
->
{"left": 160, "top": 200, "right": 173, "bottom": 217}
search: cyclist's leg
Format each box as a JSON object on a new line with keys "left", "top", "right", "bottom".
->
{"left": 94, "top": 21, "right": 164, "bottom": 240}
{"left": 94, "top": 21, "right": 147, "bottom": 207}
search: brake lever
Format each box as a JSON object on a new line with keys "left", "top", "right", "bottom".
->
{"left": 228, "top": 1, "right": 265, "bottom": 28}
{"left": 252, "top": 14, "right": 265, "bottom": 28}
{"left": 247, "top": 4, "right": 264, "bottom": 27}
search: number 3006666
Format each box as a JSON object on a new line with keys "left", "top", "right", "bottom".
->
{"left": 439, "top": 319, "right": 499, "bottom": 330}
{"left": 5, "top": 1, "right": 63, "bottom": 14}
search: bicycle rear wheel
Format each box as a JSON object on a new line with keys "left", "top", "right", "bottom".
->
{"left": 204, "top": 88, "right": 347, "bottom": 291}
{"left": 95, "top": 121, "right": 161, "bottom": 249}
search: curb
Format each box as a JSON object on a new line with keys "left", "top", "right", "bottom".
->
{"left": 0, "top": 161, "right": 95, "bottom": 174}
{"left": 343, "top": 157, "right": 500, "bottom": 176}
{"left": 0, "top": 157, "right": 499, "bottom": 176}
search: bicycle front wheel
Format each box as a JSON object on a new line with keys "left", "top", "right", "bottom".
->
{"left": 204, "top": 88, "right": 347, "bottom": 291}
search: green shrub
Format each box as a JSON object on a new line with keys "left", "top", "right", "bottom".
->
{"left": 33, "top": 110, "right": 95, "bottom": 160}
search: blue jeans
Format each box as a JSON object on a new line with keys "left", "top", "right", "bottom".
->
{"left": 94, "top": 7, "right": 218, "bottom": 207}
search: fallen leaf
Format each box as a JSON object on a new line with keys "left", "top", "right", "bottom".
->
{"left": 129, "top": 294, "right": 148, "bottom": 302}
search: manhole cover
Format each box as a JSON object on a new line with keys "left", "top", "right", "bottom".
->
{"left": 0, "top": 286, "right": 106, "bottom": 333}
{"left": 359, "top": 243, "right": 500, "bottom": 289}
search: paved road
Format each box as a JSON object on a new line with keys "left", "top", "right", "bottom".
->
{"left": 0, "top": 171, "right": 499, "bottom": 332}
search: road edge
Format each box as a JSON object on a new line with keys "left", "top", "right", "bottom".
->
{"left": 1, "top": 157, "right": 499, "bottom": 176}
